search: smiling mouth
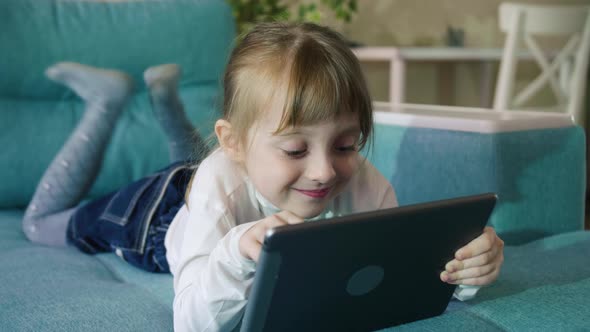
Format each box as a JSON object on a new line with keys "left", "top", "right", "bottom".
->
{"left": 294, "top": 187, "right": 332, "bottom": 199}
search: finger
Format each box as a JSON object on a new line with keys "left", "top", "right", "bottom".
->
{"left": 241, "top": 236, "right": 262, "bottom": 263}
{"left": 254, "top": 217, "right": 288, "bottom": 243}
{"left": 444, "top": 268, "right": 501, "bottom": 286}
{"left": 248, "top": 242, "right": 262, "bottom": 263}
{"left": 442, "top": 264, "right": 497, "bottom": 283}
{"left": 276, "top": 210, "right": 305, "bottom": 225}
{"left": 249, "top": 224, "right": 266, "bottom": 245}
{"left": 446, "top": 244, "right": 501, "bottom": 272}
{"left": 455, "top": 226, "right": 498, "bottom": 260}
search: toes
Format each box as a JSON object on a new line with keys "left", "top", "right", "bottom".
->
{"left": 144, "top": 63, "right": 181, "bottom": 88}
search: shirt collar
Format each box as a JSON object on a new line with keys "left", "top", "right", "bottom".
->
{"left": 254, "top": 189, "right": 282, "bottom": 217}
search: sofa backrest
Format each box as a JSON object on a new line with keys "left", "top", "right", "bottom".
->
{"left": 0, "top": 0, "right": 235, "bottom": 208}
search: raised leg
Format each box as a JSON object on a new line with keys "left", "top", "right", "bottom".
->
{"left": 23, "top": 62, "right": 133, "bottom": 246}
{"left": 144, "top": 64, "right": 208, "bottom": 162}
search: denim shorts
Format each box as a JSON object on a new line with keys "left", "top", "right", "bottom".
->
{"left": 67, "top": 162, "right": 196, "bottom": 273}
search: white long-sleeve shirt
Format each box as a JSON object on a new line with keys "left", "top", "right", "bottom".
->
{"left": 164, "top": 149, "right": 477, "bottom": 332}
{"left": 165, "top": 149, "right": 397, "bottom": 331}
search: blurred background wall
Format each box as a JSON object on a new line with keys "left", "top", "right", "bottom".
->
{"left": 305, "top": 0, "right": 590, "bottom": 107}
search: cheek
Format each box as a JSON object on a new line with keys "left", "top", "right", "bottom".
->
{"left": 272, "top": 159, "right": 302, "bottom": 184}
{"left": 335, "top": 155, "right": 360, "bottom": 179}
{"left": 247, "top": 153, "right": 301, "bottom": 189}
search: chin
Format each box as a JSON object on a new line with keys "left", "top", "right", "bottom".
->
{"left": 294, "top": 205, "right": 327, "bottom": 219}
{"left": 299, "top": 211, "right": 321, "bottom": 219}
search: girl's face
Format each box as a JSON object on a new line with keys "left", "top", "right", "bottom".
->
{"left": 242, "top": 104, "right": 362, "bottom": 219}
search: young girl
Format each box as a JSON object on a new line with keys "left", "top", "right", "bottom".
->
{"left": 23, "top": 22, "right": 504, "bottom": 331}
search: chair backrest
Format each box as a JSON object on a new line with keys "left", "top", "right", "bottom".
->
{"left": 493, "top": 3, "right": 590, "bottom": 126}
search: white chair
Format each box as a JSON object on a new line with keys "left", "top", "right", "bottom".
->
{"left": 376, "top": 3, "right": 590, "bottom": 127}
{"left": 493, "top": 3, "right": 590, "bottom": 126}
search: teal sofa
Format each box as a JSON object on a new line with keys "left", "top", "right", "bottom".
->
{"left": 1, "top": 0, "right": 589, "bottom": 331}
{"left": 370, "top": 107, "right": 590, "bottom": 331}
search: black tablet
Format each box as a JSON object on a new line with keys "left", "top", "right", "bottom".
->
{"left": 240, "top": 193, "right": 497, "bottom": 332}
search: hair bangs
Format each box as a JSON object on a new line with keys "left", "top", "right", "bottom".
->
{"left": 274, "top": 37, "right": 373, "bottom": 149}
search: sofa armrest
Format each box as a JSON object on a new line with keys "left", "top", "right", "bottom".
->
{"left": 369, "top": 107, "right": 586, "bottom": 245}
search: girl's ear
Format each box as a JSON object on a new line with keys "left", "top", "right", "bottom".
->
{"left": 215, "top": 119, "right": 243, "bottom": 162}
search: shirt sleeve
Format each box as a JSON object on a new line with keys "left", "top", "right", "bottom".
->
{"left": 172, "top": 205, "right": 258, "bottom": 332}
{"left": 363, "top": 160, "right": 399, "bottom": 210}
{"left": 453, "top": 285, "right": 481, "bottom": 301}
{"left": 169, "top": 151, "right": 264, "bottom": 332}
{"left": 378, "top": 185, "right": 398, "bottom": 209}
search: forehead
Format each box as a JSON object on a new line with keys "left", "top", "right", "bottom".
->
{"left": 257, "top": 103, "right": 360, "bottom": 137}
{"left": 255, "top": 79, "right": 356, "bottom": 126}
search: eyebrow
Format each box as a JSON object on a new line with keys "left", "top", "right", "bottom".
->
{"left": 274, "top": 125, "right": 361, "bottom": 137}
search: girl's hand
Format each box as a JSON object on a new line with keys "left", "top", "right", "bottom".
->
{"left": 440, "top": 226, "right": 504, "bottom": 286}
{"left": 239, "top": 211, "right": 304, "bottom": 262}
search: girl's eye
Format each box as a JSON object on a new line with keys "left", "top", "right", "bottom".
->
{"left": 283, "top": 149, "right": 307, "bottom": 158}
{"left": 336, "top": 145, "right": 357, "bottom": 152}
{"left": 334, "top": 135, "right": 359, "bottom": 153}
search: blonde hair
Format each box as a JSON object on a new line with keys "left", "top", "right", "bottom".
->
{"left": 223, "top": 22, "right": 373, "bottom": 149}
{"left": 187, "top": 22, "right": 374, "bottom": 204}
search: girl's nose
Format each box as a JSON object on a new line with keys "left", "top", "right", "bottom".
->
{"left": 307, "top": 154, "right": 337, "bottom": 184}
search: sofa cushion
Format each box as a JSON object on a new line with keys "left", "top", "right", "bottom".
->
{"left": 389, "top": 278, "right": 590, "bottom": 331}
{"left": 0, "top": 210, "right": 174, "bottom": 331}
{"left": 387, "top": 230, "right": 590, "bottom": 331}
{"left": 0, "top": 0, "right": 234, "bottom": 99}
{"left": 2, "top": 87, "right": 222, "bottom": 209}
{"left": 0, "top": 0, "right": 235, "bottom": 208}
{"left": 4, "top": 208, "right": 590, "bottom": 331}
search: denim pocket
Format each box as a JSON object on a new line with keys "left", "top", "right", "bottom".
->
{"left": 100, "top": 175, "right": 159, "bottom": 227}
